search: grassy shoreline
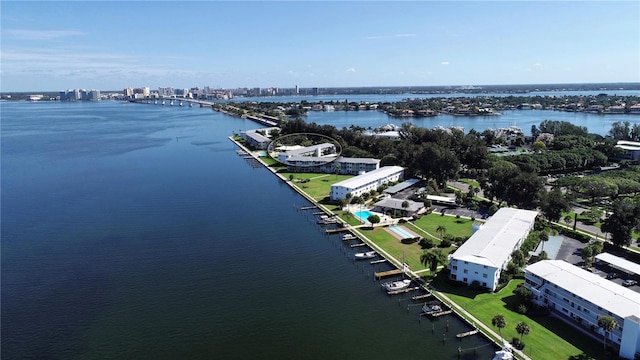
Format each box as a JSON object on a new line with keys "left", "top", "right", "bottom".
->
{"left": 230, "top": 137, "right": 605, "bottom": 360}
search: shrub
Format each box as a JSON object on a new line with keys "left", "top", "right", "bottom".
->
{"left": 517, "top": 304, "right": 527, "bottom": 314}
{"left": 440, "top": 238, "right": 452, "bottom": 248}
{"left": 419, "top": 238, "right": 436, "bottom": 249}
{"left": 511, "top": 338, "right": 525, "bottom": 350}
{"left": 401, "top": 237, "right": 419, "bottom": 244}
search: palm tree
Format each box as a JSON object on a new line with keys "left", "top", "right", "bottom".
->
{"left": 492, "top": 314, "right": 506, "bottom": 339}
{"left": 420, "top": 249, "right": 446, "bottom": 272}
{"left": 516, "top": 321, "right": 530, "bottom": 341}
{"left": 436, "top": 225, "right": 446, "bottom": 241}
{"left": 597, "top": 315, "right": 618, "bottom": 350}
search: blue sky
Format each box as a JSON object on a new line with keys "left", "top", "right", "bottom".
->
{"left": 2, "top": 1, "right": 639, "bottom": 92}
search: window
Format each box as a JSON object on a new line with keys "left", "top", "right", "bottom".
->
{"left": 463, "top": 269, "right": 468, "bottom": 274}
{"left": 452, "top": 266, "right": 457, "bottom": 270}
{"left": 483, "top": 273, "right": 488, "bottom": 278}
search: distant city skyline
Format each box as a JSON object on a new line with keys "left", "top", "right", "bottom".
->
{"left": 2, "top": 1, "right": 639, "bottom": 92}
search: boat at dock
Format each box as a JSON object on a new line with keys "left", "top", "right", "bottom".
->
{"left": 342, "top": 234, "right": 357, "bottom": 241}
{"left": 381, "top": 279, "right": 411, "bottom": 292}
{"left": 354, "top": 251, "right": 376, "bottom": 260}
{"left": 492, "top": 343, "right": 514, "bottom": 360}
{"left": 421, "top": 302, "right": 443, "bottom": 315}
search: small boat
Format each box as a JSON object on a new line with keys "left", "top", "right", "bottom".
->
{"left": 381, "top": 279, "right": 411, "bottom": 292}
{"left": 492, "top": 343, "right": 514, "bottom": 360}
{"left": 342, "top": 234, "right": 356, "bottom": 241}
{"left": 354, "top": 251, "right": 376, "bottom": 260}
{"left": 421, "top": 303, "right": 443, "bottom": 314}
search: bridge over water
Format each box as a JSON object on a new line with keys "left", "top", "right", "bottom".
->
{"left": 129, "top": 97, "right": 279, "bottom": 127}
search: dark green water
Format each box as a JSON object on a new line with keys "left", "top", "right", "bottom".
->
{"left": 1, "top": 101, "right": 494, "bottom": 359}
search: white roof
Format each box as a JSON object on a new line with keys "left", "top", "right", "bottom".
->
{"left": 427, "top": 194, "right": 456, "bottom": 204}
{"left": 526, "top": 260, "right": 640, "bottom": 319}
{"left": 450, "top": 208, "right": 539, "bottom": 268}
{"left": 374, "top": 198, "right": 423, "bottom": 212}
{"left": 284, "top": 143, "right": 335, "bottom": 156}
{"left": 596, "top": 253, "right": 640, "bottom": 277}
{"left": 244, "top": 131, "right": 270, "bottom": 143}
{"left": 332, "top": 166, "right": 404, "bottom": 190}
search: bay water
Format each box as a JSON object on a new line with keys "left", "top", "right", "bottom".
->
{"left": 2, "top": 98, "right": 636, "bottom": 359}
{"left": 2, "top": 101, "right": 493, "bottom": 360}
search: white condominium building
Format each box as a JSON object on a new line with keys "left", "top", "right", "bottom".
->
{"left": 448, "top": 208, "right": 539, "bottom": 291}
{"left": 330, "top": 166, "right": 404, "bottom": 201}
{"left": 524, "top": 260, "right": 640, "bottom": 359}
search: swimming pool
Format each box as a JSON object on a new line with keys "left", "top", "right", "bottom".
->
{"left": 354, "top": 210, "right": 374, "bottom": 222}
{"left": 390, "top": 225, "right": 414, "bottom": 239}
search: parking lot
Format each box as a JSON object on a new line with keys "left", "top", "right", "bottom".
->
{"left": 555, "top": 235, "right": 640, "bottom": 292}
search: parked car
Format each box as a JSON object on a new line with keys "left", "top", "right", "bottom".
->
{"left": 606, "top": 272, "right": 618, "bottom": 279}
{"left": 622, "top": 279, "right": 637, "bottom": 287}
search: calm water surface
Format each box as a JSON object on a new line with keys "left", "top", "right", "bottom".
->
{"left": 2, "top": 101, "right": 495, "bottom": 360}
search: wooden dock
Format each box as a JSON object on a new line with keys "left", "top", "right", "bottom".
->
{"left": 374, "top": 269, "right": 403, "bottom": 279}
{"left": 350, "top": 243, "right": 367, "bottom": 248}
{"left": 300, "top": 206, "right": 318, "bottom": 210}
{"left": 456, "top": 329, "right": 479, "bottom": 338}
{"left": 387, "top": 286, "right": 420, "bottom": 295}
{"left": 411, "top": 293, "right": 433, "bottom": 301}
{"left": 430, "top": 309, "right": 453, "bottom": 317}
{"left": 326, "top": 227, "right": 349, "bottom": 234}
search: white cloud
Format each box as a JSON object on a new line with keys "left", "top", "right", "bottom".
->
{"left": 441, "top": 61, "right": 450, "bottom": 65}
{"left": 346, "top": 68, "right": 356, "bottom": 73}
{"left": 4, "top": 29, "right": 85, "bottom": 40}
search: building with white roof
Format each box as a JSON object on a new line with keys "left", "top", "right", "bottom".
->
{"left": 615, "top": 140, "right": 640, "bottom": 162}
{"left": 448, "top": 208, "right": 539, "bottom": 291}
{"left": 596, "top": 252, "right": 640, "bottom": 278}
{"left": 330, "top": 166, "right": 404, "bottom": 201}
{"left": 373, "top": 198, "right": 423, "bottom": 217}
{"left": 525, "top": 260, "right": 640, "bottom": 359}
{"left": 240, "top": 127, "right": 279, "bottom": 150}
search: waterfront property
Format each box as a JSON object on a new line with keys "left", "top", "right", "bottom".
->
{"left": 240, "top": 127, "right": 280, "bottom": 149}
{"left": 447, "top": 208, "right": 539, "bottom": 291}
{"left": 283, "top": 155, "right": 380, "bottom": 175}
{"left": 372, "top": 197, "right": 423, "bottom": 218}
{"left": 330, "top": 166, "right": 404, "bottom": 201}
{"left": 524, "top": 260, "right": 640, "bottom": 359}
{"left": 615, "top": 140, "right": 640, "bottom": 162}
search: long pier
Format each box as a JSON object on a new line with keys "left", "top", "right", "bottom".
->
{"left": 326, "top": 227, "right": 349, "bottom": 234}
{"left": 374, "top": 269, "right": 403, "bottom": 279}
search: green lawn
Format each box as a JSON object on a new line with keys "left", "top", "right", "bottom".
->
{"left": 433, "top": 278, "right": 606, "bottom": 360}
{"left": 411, "top": 213, "right": 475, "bottom": 239}
{"left": 281, "top": 172, "right": 353, "bottom": 201}
{"left": 358, "top": 226, "right": 436, "bottom": 271}
{"left": 356, "top": 213, "right": 473, "bottom": 273}
{"left": 458, "top": 178, "right": 481, "bottom": 188}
